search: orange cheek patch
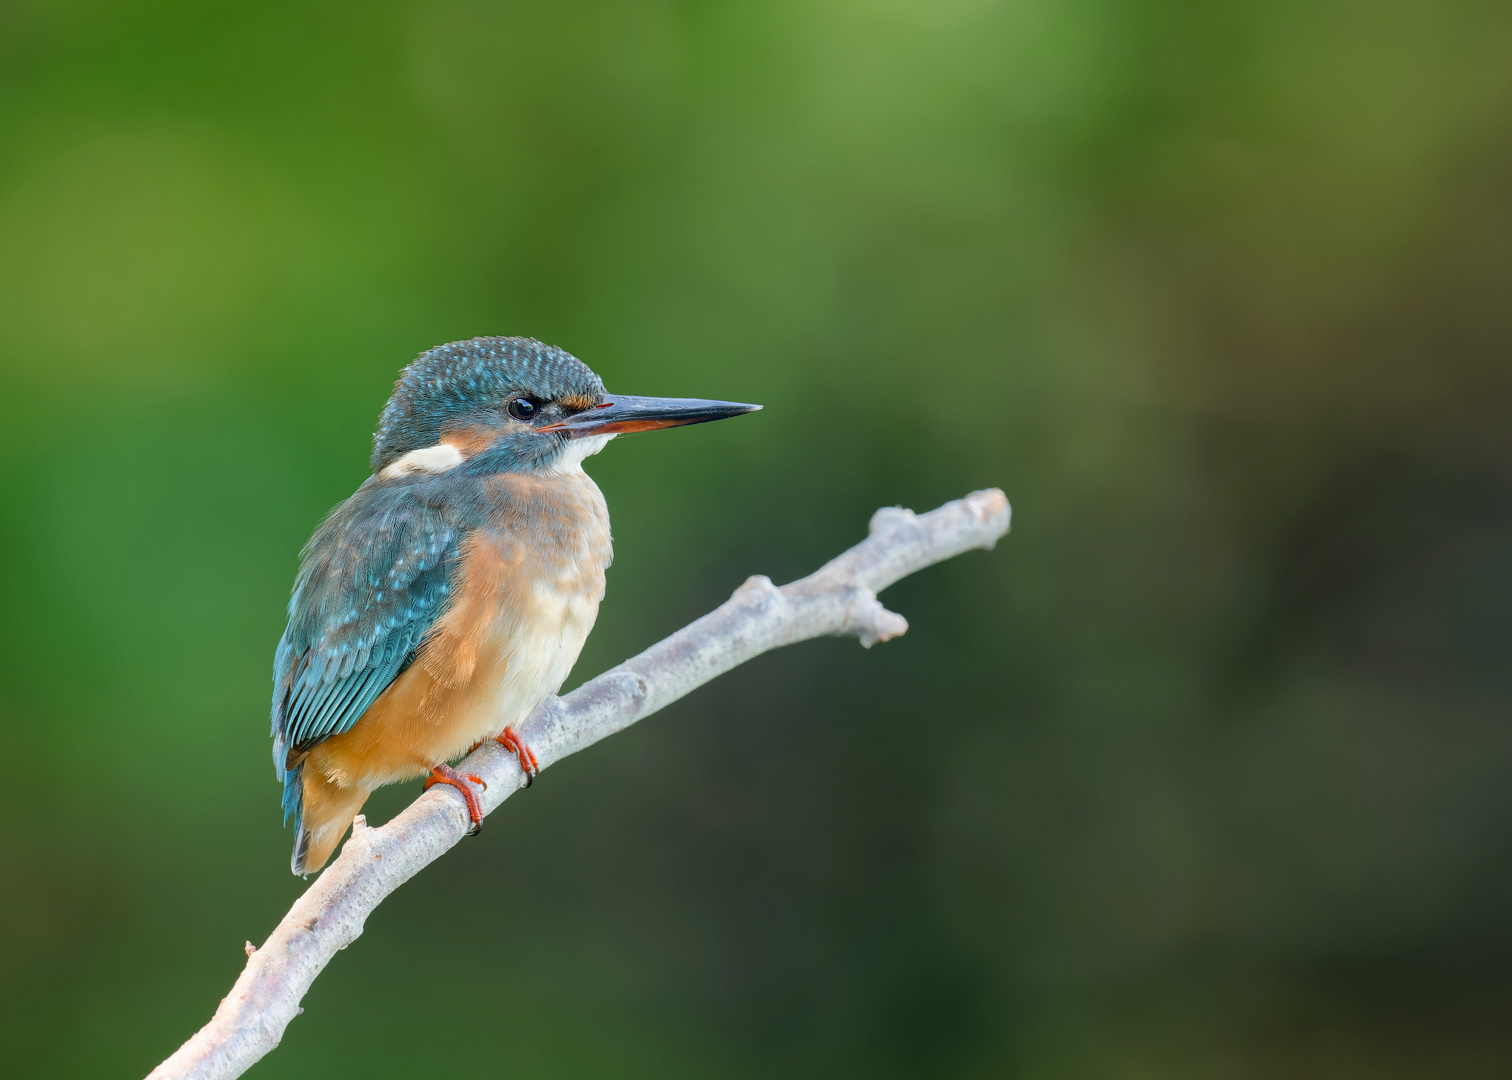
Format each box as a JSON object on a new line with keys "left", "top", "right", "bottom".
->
{"left": 559, "top": 393, "right": 598, "bottom": 412}
{"left": 439, "top": 422, "right": 517, "bottom": 456}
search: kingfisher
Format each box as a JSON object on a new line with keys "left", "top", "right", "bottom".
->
{"left": 271, "top": 337, "right": 759, "bottom": 874}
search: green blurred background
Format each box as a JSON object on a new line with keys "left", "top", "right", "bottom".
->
{"left": 2, "top": 0, "right": 1511, "bottom": 1076}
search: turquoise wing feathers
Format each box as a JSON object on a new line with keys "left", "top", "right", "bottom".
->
{"left": 271, "top": 478, "right": 465, "bottom": 825}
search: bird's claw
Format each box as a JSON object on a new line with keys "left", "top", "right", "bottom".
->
{"left": 424, "top": 764, "right": 487, "bottom": 834}
{"left": 497, "top": 726, "right": 540, "bottom": 787}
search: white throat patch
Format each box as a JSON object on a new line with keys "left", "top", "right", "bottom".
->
{"left": 379, "top": 443, "right": 465, "bottom": 479}
{"left": 548, "top": 433, "right": 616, "bottom": 474}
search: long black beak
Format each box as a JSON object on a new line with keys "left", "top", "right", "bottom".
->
{"left": 544, "top": 394, "right": 761, "bottom": 438}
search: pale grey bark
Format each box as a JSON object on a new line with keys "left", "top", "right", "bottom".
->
{"left": 146, "top": 488, "right": 1011, "bottom": 1080}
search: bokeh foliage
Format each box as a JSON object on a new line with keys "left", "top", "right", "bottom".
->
{"left": 2, "top": 0, "right": 1511, "bottom": 1076}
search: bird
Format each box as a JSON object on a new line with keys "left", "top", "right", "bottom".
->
{"left": 270, "top": 336, "right": 759, "bottom": 875}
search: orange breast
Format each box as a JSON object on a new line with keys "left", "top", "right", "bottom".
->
{"left": 306, "top": 469, "right": 612, "bottom": 791}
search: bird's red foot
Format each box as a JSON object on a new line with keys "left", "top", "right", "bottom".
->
{"left": 497, "top": 726, "right": 540, "bottom": 787}
{"left": 424, "top": 764, "right": 487, "bottom": 835}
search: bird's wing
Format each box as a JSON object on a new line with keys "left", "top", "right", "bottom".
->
{"left": 271, "top": 479, "right": 463, "bottom": 792}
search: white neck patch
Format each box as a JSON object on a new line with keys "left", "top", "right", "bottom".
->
{"left": 380, "top": 442, "right": 465, "bottom": 480}
{"left": 380, "top": 433, "right": 615, "bottom": 480}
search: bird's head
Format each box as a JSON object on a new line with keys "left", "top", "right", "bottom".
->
{"left": 371, "top": 337, "right": 758, "bottom": 479}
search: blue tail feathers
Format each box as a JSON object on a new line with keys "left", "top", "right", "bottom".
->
{"left": 281, "top": 762, "right": 304, "bottom": 830}
{"left": 283, "top": 763, "right": 312, "bottom": 875}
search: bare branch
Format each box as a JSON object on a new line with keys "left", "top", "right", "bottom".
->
{"left": 147, "top": 488, "right": 1011, "bottom": 1080}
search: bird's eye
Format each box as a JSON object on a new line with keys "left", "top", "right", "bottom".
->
{"left": 507, "top": 397, "right": 538, "bottom": 421}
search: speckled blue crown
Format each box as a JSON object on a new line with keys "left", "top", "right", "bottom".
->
{"left": 371, "top": 337, "right": 604, "bottom": 472}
